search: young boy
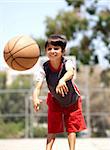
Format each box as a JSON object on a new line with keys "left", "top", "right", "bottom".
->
{"left": 33, "top": 34, "right": 86, "bottom": 150}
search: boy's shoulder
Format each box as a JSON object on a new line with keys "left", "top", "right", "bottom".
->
{"left": 43, "top": 60, "right": 49, "bottom": 66}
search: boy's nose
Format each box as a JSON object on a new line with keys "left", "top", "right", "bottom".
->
{"left": 51, "top": 48, "right": 55, "bottom": 52}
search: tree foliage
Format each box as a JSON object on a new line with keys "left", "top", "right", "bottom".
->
{"left": 45, "top": 10, "right": 88, "bottom": 40}
{"left": 66, "top": 0, "right": 84, "bottom": 8}
{"left": 43, "top": 0, "right": 110, "bottom": 66}
{"left": 35, "top": 38, "right": 46, "bottom": 56}
{"left": 0, "top": 72, "right": 6, "bottom": 89}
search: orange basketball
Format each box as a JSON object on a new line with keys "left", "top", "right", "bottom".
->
{"left": 3, "top": 35, "right": 40, "bottom": 71}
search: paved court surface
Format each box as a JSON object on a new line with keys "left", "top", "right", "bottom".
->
{"left": 0, "top": 138, "right": 110, "bottom": 150}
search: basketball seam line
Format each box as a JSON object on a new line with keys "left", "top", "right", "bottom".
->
{"left": 4, "top": 35, "right": 24, "bottom": 62}
{"left": 7, "top": 41, "right": 16, "bottom": 63}
{"left": 13, "top": 56, "right": 39, "bottom": 59}
{"left": 5, "top": 43, "right": 36, "bottom": 61}
{"left": 5, "top": 35, "right": 24, "bottom": 54}
{"left": 11, "top": 56, "right": 39, "bottom": 70}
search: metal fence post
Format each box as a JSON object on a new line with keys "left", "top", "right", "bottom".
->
{"left": 85, "top": 66, "right": 91, "bottom": 137}
{"left": 25, "top": 93, "right": 29, "bottom": 138}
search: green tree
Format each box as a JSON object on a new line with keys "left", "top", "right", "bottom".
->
{"left": 35, "top": 38, "right": 46, "bottom": 56}
{"left": 44, "top": 0, "right": 110, "bottom": 66}
{"left": 66, "top": 0, "right": 84, "bottom": 8}
{"left": 0, "top": 72, "right": 6, "bottom": 89}
{"left": 0, "top": 72, "right": 7, "bottom": 116}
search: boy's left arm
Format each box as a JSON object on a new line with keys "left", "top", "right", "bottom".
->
{"left": 56, "top": 68, "right": 75, "bottom": 97}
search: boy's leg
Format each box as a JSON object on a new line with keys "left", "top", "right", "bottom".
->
{"left": 46, "top": 133, "right": 56, "bottom": 150}
{"left": 67, "top": 132, "right": 76, "bottom": 150}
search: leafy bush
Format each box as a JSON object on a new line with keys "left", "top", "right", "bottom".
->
{"left": 0, "top": 120, "right": 24, "bottom": 138}
{"left": 33, "top": 125, "right": 47, "bottom": 138}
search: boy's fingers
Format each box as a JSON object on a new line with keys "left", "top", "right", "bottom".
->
{"left": 56, "top": 85, "right": 69, "bottom": 97}
{"left": 62, "top": 85, "right": 68, "bottom": 94}
{"left": 34, "top": 105, "right": 39, "bottom": 111}
{"left": 33, "top": 101, "right": 42, "bottom": 111}
{"left": 39, "top": 99, "right": 43, "bottom": 103}
{"left": 56, "top": 87, "right": 59, "bottom": 93}
{"left": 60, "top": 88, "right": 64, "bottom": 97}
{"left": 65, "top": 84, "right": 69, "bottom": 92}
{"left": 58, "top": 88, "right": 65, "bottom": 97}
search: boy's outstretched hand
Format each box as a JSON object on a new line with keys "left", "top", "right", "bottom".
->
{"left": 33, "top": 99, "right": 42, "bottom": 111}
{"left": 56, "top": 79, "right": 69, "bottom": 97}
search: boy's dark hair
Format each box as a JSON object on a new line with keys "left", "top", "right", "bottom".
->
{"left": 45, "top": 34, "right": 67, "bottom": 52}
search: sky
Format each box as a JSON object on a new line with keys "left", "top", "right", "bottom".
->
{"left": 0, "top": 0, "right": 67, "bottom": 69}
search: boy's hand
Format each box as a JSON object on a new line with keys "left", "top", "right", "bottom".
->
{"left": 33, "top": 99, "right": 42, "bottom": 111}
{"left": 56, "top": 79, "right": 69, "bottom": 97}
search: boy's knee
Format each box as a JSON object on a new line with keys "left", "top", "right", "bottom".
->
{"left": 68, "top": 132, "right": 76, "bottom": 136}
{"left": 47, "top": 133, "right": 56, "bottom": 143}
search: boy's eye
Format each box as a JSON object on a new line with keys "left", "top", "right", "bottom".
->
{"left": 54, "top": 48, "right": 59, "bottom": 50}
{"left": 47, "top": 47, "right": 59, "bottom": 51}
{"left": 48, "top": 48, "right": 52, "bottom": 51}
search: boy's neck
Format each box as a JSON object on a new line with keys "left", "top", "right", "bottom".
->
{"left": 50, "top": 59, "right": 62, "bottom": 70}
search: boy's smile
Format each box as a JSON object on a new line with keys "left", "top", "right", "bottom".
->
{"left": 46, "top": 44, "right": 63, "bottom": 60}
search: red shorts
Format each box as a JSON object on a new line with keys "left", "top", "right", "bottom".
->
{"left": 46, "top": 89, "right": 86, "bottom": 133}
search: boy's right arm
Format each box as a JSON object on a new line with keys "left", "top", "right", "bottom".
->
{"left": 33, "top": 81, "right": 43, "bottom": 111}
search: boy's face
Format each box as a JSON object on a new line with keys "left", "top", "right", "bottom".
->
{"left": 45, "top": 44, "right": 64, "bottom": 61}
